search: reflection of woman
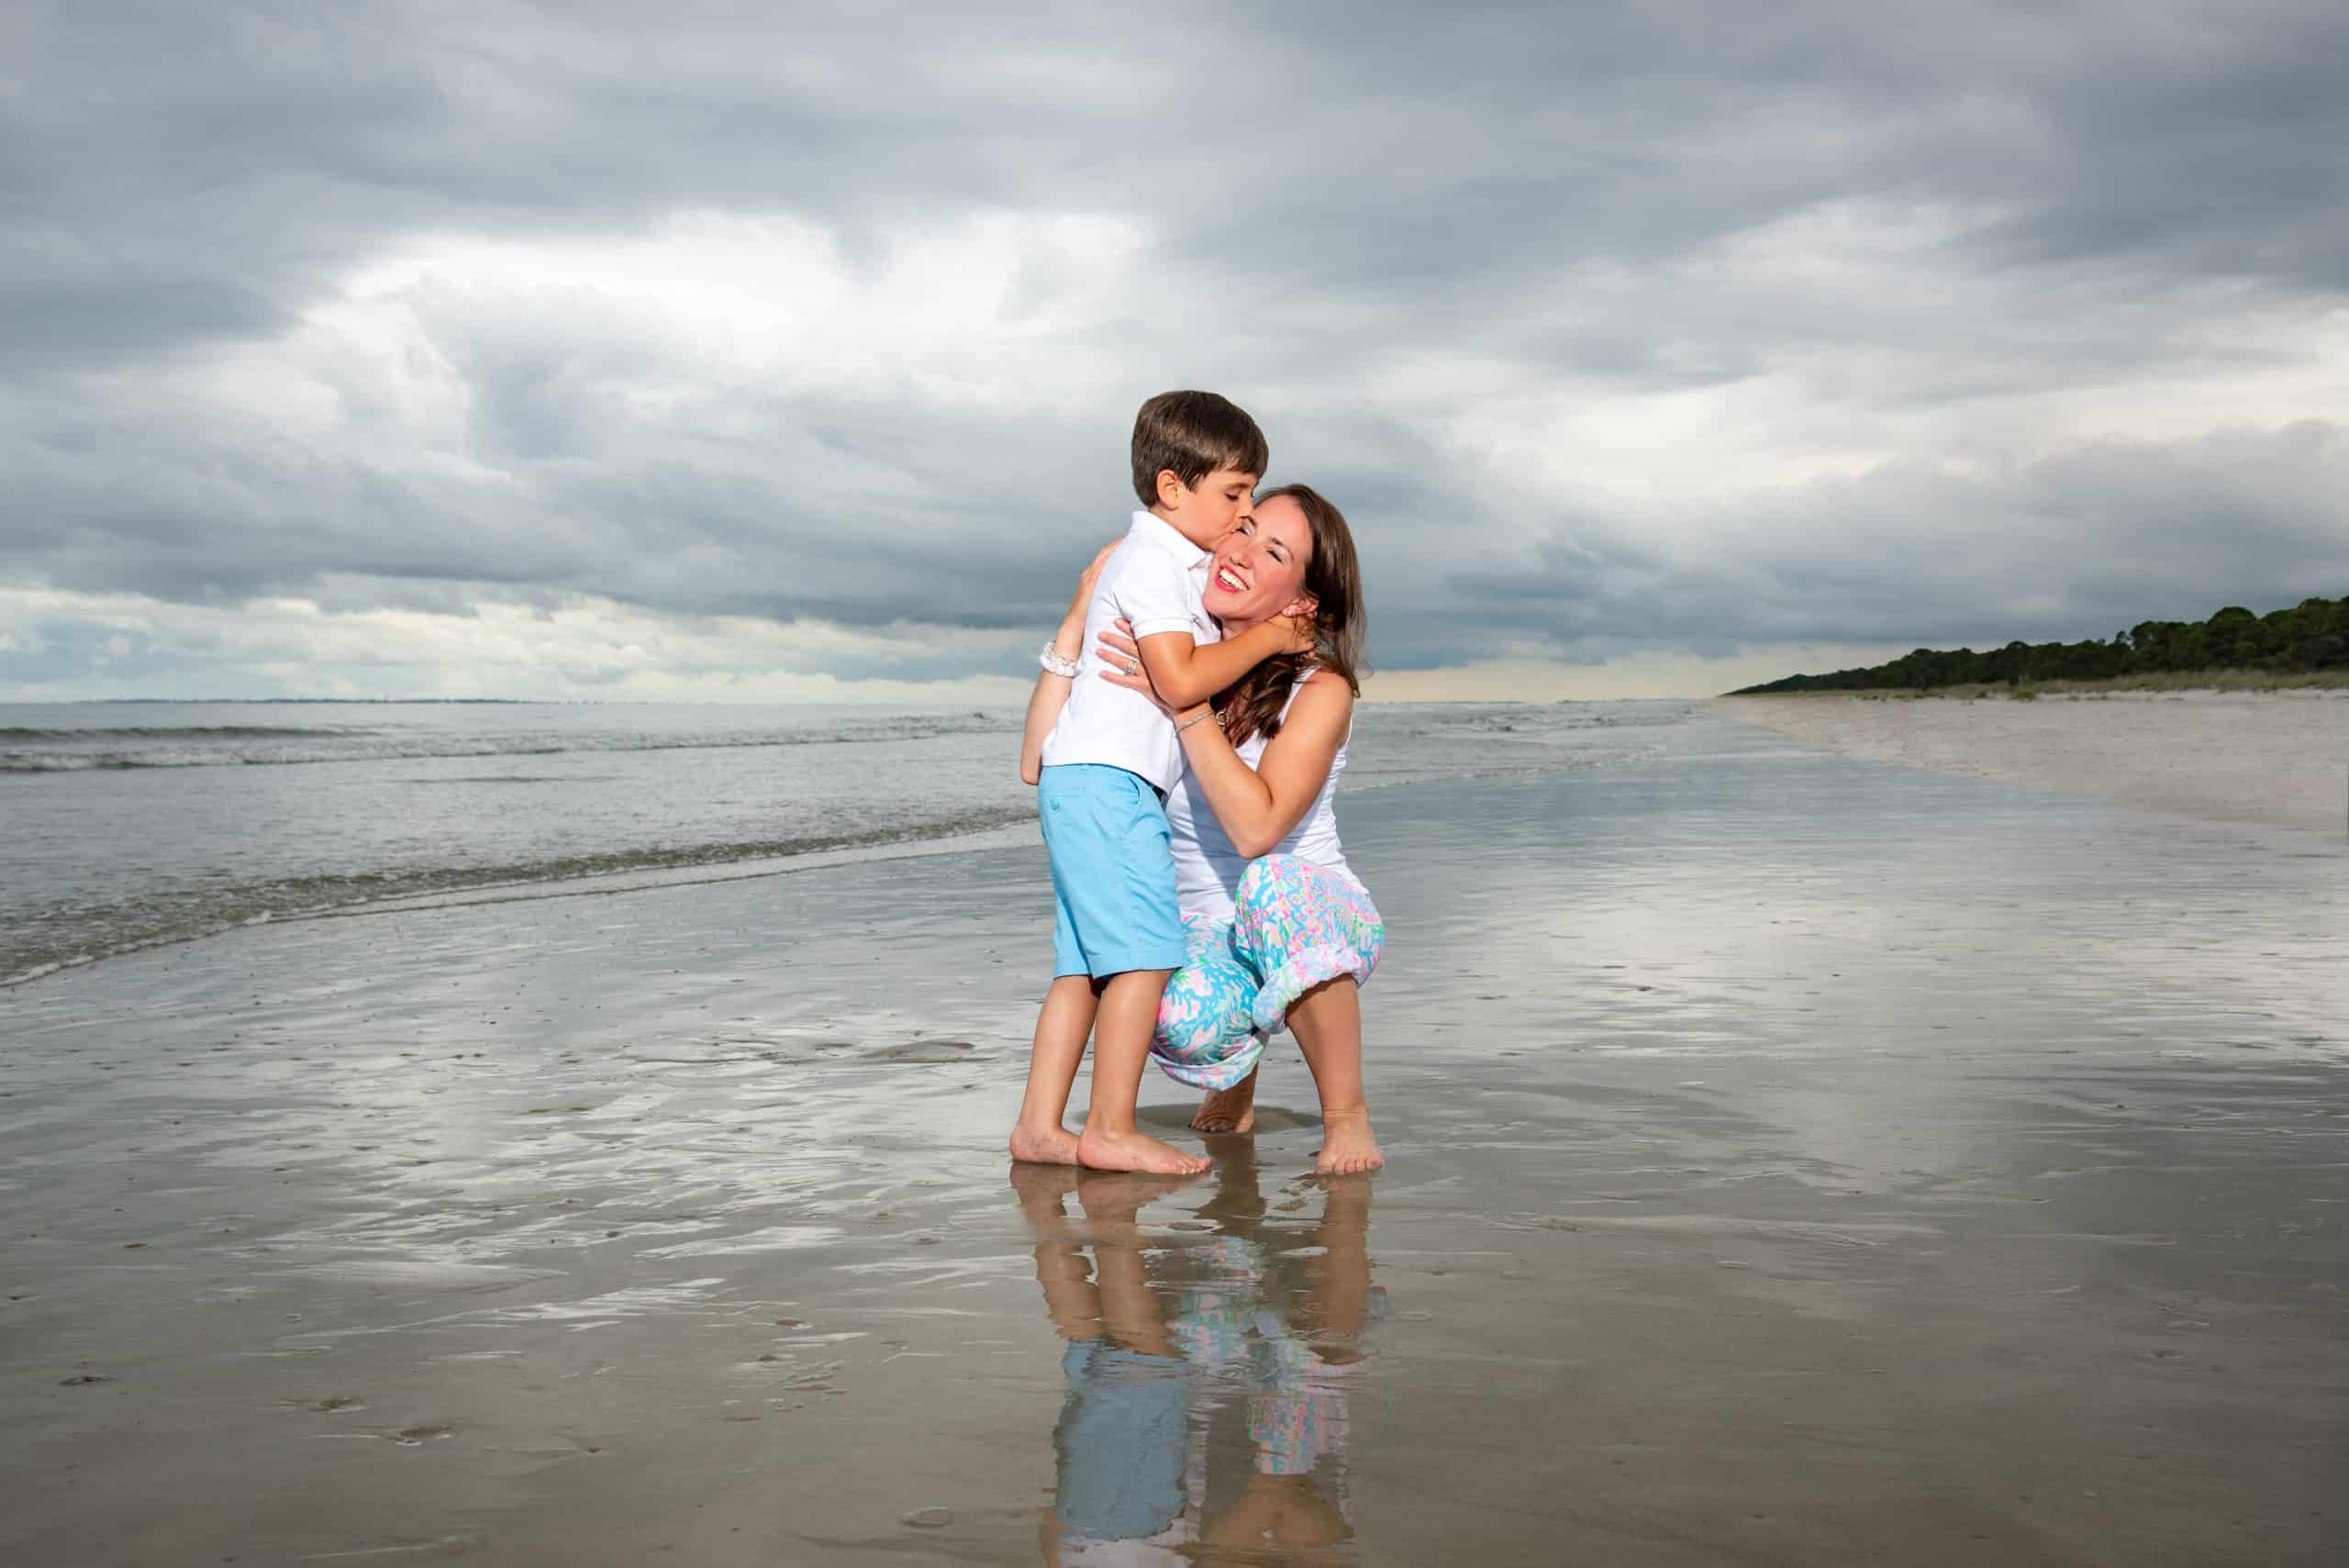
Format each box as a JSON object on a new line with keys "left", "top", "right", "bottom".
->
{"left": 1011, "top": 1153, "right": 1383, "bottom": 1562}
{"left": 1180, "top": 1145, "right": 1375, "bottom": 1555}
{"left": 1021, "top": 485, "right": 1386, "bottom": 1174}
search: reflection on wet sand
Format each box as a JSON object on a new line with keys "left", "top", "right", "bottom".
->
{"left": 7, "top": 711, "right": 2345, "bottom": 1563}
{"left": 1015, "top": 1142, "right": 1381, "bottom": 1565}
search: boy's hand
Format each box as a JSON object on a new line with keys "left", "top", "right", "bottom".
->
{"left": 1269, "top": 602, "right": 1319, "bottom": 655}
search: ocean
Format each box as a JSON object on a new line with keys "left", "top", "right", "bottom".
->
{"left": 7, "top": 705, "right": 2343, "bottom": 1562}
{"left": 0, "top": 697, "right": 1689, "bottom": 988}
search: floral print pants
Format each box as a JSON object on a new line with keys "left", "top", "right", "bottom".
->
{"left": 1150, "top": 855, "right": 1385, "bottom": 1090}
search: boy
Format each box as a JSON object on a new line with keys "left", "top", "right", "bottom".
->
{"left": 1010, "top": 390, "right": 1311, "bottom": 1173}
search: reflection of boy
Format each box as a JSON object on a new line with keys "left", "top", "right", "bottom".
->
{"left": 1013, "top": 390, "right": 1307, "bottom": 1175}
{"left": 1017, "top": 1168, "right": 1196, "bottom": 1564}
{"left": 1052, "top": 1340, "right": 1188, "bottom": 1554}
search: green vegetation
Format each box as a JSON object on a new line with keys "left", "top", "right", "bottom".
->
{"left": 1809, "top": 669, "right": 2349, "bottom": 701}
{"left": 1729, "top": 595, "right": 2349, "bottom": 695}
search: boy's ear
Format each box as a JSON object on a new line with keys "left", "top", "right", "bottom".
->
{"left": 1155, "top": 468, "right": 1186, "bottom": 510}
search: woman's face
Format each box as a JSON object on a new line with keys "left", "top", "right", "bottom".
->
{"left": 1201, "top": 494, "right": 1313, "bottom": 626}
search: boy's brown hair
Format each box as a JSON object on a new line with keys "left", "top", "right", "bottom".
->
{"left": 1130, "top": 390, "right": 1269, "bottom": 508}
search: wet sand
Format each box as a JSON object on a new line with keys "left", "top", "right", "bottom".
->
{"left": 1726, "top": 689, "right": 2349, "bottom": 836}
{"left": 5, "top": 714, "right": 2345, "bottom": 1565}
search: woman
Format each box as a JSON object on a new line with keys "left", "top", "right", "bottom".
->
{"left": 1021, "top": 484, "right": 1384, "bottom": 1174}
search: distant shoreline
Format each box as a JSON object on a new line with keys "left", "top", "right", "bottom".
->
{"left": 1722, "top": 669, "right": 2349, "bottom": 700}
{"left": 1728, "top": 595, "right": 2348, "bottom": 695}
{"left": 1721, "top": 686, "right": 2349, "bottom": 836}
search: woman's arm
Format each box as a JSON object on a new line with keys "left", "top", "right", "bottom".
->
{"left": 1100, "top": 621, "right": 1352, "bottom": 856}
{"left": 1018, "top": 651, "right": 1076, "bottom": 787}
{"left": 1019, "top": 544, "right": 1117, "bottom": 784}
{"left": 1173, "top": 675, "right": 1352, "bottom": 858}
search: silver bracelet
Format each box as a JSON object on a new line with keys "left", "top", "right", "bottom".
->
{"left": 1174, "top": 712, "right": 1214, "bottom": 736}
{"left": 1038, "top": 642, "right": 1081, "bottom": 678}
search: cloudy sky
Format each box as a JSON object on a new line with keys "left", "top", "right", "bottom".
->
{"left": 6, "top": 1, "right": 2345, "bottom": 703}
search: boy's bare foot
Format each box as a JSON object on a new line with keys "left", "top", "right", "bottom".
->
{"left": 1008, "top": 1123, "right": 1082, "bottom": 1165}
{"left": 1191, "top": 1066, "right": 1259, "bottom": 1134}
{"left": 1076, "top": 1125, "right": 1210, "bottom": 1175}
{"left": 1314, "top": 1107, "right": 1383, "bottom": 1175}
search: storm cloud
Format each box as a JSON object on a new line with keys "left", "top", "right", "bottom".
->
{"left": 4, "top": 1, "right": 2345, "bottom": 698}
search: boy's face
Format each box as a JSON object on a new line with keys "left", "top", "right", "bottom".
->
{"left": 1159, "top": 466, "right": 1258, "bottom": 548}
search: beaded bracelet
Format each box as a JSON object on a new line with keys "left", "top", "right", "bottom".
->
{"left": 1038, "top": 642, "right": 1081, "bottom": 678}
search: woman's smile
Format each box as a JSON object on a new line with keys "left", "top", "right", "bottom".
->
{"left": 1203, "top": 495, "right": 1313, "bottom": 621}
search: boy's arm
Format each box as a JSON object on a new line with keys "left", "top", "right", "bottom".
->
{"left": 1134, "top": 618, "right": 1309, "bottom": 710}
{"left": 1118, "top": 551, "right": 1311, "bottom": 710}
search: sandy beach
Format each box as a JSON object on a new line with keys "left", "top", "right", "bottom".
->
{"left": 1725, "top": 689, "right": 2349, "bottom": 837}
{"left": 5, "top": 710, "right": 2345, "bottom": 1565}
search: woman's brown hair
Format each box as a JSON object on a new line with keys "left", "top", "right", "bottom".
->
{"left": 1213, "top": 484, "right": 1369, "bottom": 748}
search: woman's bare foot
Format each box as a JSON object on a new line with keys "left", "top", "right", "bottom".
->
{"left": 1008, "top": 1122, "right": 1082, "bottom": 1165}
{"left": 1076, "top": 1125, "right": 1210, "bottom": 1175}
{"left": 1192, "top": 1066, "right": 1260, "bottom": 1134}
{"left": 1314, "top": 1106, "right": 1383, "bottom": 1174}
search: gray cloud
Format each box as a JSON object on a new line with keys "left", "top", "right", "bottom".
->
{"left": 1455, "top": 424, "right": 2349, "bottom": 659}
{"left": 4, "top": 1, "right": 2346, "bottom": 695}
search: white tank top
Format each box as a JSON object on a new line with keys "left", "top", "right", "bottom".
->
{"left": 1164, "top": 674, "right": 1353, "bottom": 924}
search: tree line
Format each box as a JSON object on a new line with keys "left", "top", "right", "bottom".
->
{"left": 1730, "top": 595, "right": 2348, "bottom": 694}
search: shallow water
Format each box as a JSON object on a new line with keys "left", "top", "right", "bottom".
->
{"left": 0, "top": 697, "right": 1674, "bottom": 985}
{"left": 2, "top": 711, "right": 2343, "bottom": 1564}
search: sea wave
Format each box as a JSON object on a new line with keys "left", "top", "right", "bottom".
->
{"left": 1, "top": 805, "right": 1039, "bottom": 989}
{"left": 0, "top": 724, "right": 360, "bottom": 741}
{"left": 0, "top": 749, "right": 557, "bottom": 773}
{"left": 0, "top": 715, "right": 1015, "bottom": 774}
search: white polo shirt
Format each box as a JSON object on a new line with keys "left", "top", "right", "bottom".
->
{"left": 1039, "top": 510, "right": 1221, "bottom": 792}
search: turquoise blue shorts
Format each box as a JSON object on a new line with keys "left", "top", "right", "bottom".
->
{"left": 1038, "top": 762, "right": 1186, "bottom": 979}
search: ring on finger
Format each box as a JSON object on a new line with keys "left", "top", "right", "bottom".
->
{"left": 1124, "top": 658, "right": 1140, "bottom": 675}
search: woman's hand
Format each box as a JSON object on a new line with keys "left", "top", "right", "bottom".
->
{"left": 1043, "top": 540, "right": 1120, "bottom": 672}
{"left": 1068, "top": 541, "right": 1119, "bottom": 622}
{"left": 1097, "top": 620, "right": 1219, "bottom": 735}
{"left": 1096, "top": 620, "right": 1142, "bottom": 672}
{"left": 1096, "top": 620, "right": 1177, "bottom": 716}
